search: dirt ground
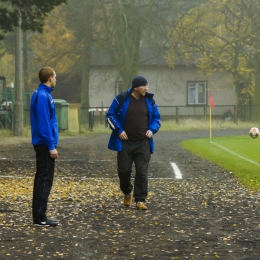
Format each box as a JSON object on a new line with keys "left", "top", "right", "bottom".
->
{"left": 0, "top": 129, "right": 259, "bottom": 260}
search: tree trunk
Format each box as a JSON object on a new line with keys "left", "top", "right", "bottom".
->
{"left": 14, "top": 16, "right": 23, "bottom": 136}
{"left": 251, "top": 46, "right": 260, "bottom": 121}
{"left": 79, "top": 39, "right": 91, "bottom": 127}
{"left": 252, "top": 72, "right": 260, "bottom": 121}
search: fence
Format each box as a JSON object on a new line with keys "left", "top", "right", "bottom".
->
{"left": 0, "top": 92, "right": 31, "bottom": 130}
{"left": 86, "top": 104, "right": 254, "bottom": 130}
{"left": 0, "top": 91, "right": 257, "bottom": 130}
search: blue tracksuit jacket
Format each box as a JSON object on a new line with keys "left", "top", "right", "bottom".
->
{"left": 30, "top": 83, "right": 59, "bottom": 151}
{"left": 106, "top": 88, "right": 161, "bottom": 153}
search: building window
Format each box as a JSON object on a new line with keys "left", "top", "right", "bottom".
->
{"left": 187, "top": 81, "right": 207, "bottom": 105}
{"left": 115, "top": 81, "right": 124, "bottom": 95}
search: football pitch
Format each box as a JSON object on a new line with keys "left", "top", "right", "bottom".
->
{"left": 0, "top": 131, "right": 260, "bottom": 259}
{"left": 180, "top": 135, "right": 260, "bottom": 190}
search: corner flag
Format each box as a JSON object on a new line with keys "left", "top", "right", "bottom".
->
{"left": 209, "top": 94, "right": 215, "bottom": 108}
{"left": 209, "top": 94, "right": 215, "bottom": 140}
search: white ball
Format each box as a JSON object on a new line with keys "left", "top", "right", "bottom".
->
{"left": 249, "top": 127, "right": 259, "bottom": 139}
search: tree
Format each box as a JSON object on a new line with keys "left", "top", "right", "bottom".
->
{"left": 0, "top": 0, "right": 67, "bottom": 40}
{"left": 13, "top": 16, "right": 23, "bottom": 136}
{"left": 94, "top": 0, "right": 204, "bottom": 89}
{"left": 166, "top": 0, "right": 260, "bottom": 120}
{"left": 64, "top": 0, "right": 96, "bottom": 126}
{"left": 95, "top": 0, "right": 173, "bottom": 89}
{"left": 0, "top": 0, "right": 68, "bottom": 136}
{"left": 62, "top": 0, "right": 195, "bottom": 126}
{"left": 29, "top": 5, "right": 78, "bottom": 79}
{"left": 0, "top": 50, "right": 14, "bottom": 83}
{"left": 12, "top": 0, "right": 204, "bottom": 130}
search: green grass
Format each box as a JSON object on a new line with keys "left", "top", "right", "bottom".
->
{"left": 180, "top": 135, "right": 260, "bottom": 191}
{"left": 161, "top": 118, "right": 257, "bottom": 131}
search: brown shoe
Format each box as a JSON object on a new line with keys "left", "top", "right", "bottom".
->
{"left": 136, "top": 202, "right": 147, "bottom": 210}
{"left": 124, "top": 194, "right": 132, "bottom": 206}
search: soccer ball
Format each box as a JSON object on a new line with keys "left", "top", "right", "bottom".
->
{"left": 249, "top": 127, "right": 259, "bottom": 139}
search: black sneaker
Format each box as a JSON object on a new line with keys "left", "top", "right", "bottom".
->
{"left": 33, "top": 218, "right": 58, "bottom": 227}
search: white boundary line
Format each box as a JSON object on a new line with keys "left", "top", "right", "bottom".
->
{"left": 0, "top": 175, "right": 174, "bottom": 180}
{"left": 0, "top": 158, "right": 112, "bottom": 162}
{"left": 0, "top": 158, "right": 174, "bottom": 180}
{"left": 0, "top": 158, "right": 164, "bottom": 163}
{"left": 211, "top": 141, "right": 260, "bottom": 167}
{"left": 170, "top": 162, "right": 183, "bottom": 179}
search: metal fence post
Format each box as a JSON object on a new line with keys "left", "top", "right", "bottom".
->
{"left": 234, "top": 105, "right": 237, "bottom": 123}
{"left": 89, "top": 110, "right": 94, "bottom": 131}
{"left": 176, "top": 106, "right": 179, "bottom": 124}
{"left": 204, "top": 105, "right": 207, "bottom": 121}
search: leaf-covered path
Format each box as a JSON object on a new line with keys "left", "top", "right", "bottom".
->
{"left": 0, "top": 130, "right": 259, "bottom": 259}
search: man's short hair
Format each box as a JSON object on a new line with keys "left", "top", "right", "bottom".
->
{"left": 39, "top": 67, "right": 55, "bottom": 83}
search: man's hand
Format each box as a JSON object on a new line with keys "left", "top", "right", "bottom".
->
{"left": 146, "top": 130, "right": 153, "bottom": 138}
{"left": 119, "top": 131, "right": 128, "bottom": 140}
{"left": 49, "top": 149, "right": 58, "bottom": 159}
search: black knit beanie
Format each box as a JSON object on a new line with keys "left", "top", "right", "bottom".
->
{"left": 131, "top": 75, "right": 148, "bottom": 89}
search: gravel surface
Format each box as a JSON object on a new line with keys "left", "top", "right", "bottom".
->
{"left": 0, "top": 129, "right": 259, "bottom": 260}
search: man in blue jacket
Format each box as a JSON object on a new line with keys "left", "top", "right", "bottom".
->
{"left": 107, "top": 75, "right": 161, "bottom": 210}
{"left": 30, "top": 67, "right": 59, "bottom": 227}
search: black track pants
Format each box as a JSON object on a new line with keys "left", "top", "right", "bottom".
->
{"left": 32, "top": 145, "right": 55, "bottom": 223}
{"left": 117, "top": 139, "right": 151, "bottom": 202}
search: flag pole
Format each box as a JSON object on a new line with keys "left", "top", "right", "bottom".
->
{"left": 210, "top": 105, "right": 212, "bottom": 140}
{"left": 209, "top": 94, "right": 215, "bottom": 141}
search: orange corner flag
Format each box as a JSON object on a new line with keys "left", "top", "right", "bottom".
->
{"left": 209, "top": 94, "right": 215, "bottom": 108}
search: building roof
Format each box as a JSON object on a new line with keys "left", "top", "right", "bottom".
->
{"left": 90, "top": 47, "right": 195, "bottom": 67}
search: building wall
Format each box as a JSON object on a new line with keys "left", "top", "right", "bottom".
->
{"left": 88, "top": 66, "right": 236, "bottom": 117}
